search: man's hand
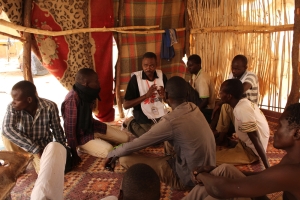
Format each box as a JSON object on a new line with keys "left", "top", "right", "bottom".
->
{"left": 104, "top": 157, "right": 119, "bottom": 172}
{"left": 71, "top": 148, "right": 82, "bottom": 167}
{"left": 37, "top": 149, "right": 44, "bottom": 159}
{"left": 211, "top": 104, "right": 221, "bottom": 119}
{"left": 157, "top": 86, "right": 165, "bottom": 98}
{"left": 145, "top": 84, "right": 158, "bottom": 98}
{"left": 192, "top": 166, "right": 215, "bottom": 185}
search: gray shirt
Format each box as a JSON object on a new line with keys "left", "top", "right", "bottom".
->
{"left": 108, "top": 102, "right": 216, "bottom": 187}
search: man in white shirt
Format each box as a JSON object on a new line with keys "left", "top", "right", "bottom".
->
{"left": 186, "top": 54, "right": 215, "bottom": 123}
{"left": 212, "top": 55, "right": 260, "bottom": 146}
{"left": 215, "top": 79, "right": 270, "bottom": 169}
{"left": 123, "top": 52, "right": 167, "bottom": 137}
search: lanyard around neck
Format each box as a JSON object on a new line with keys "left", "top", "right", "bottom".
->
{"left": 146, "top": 79, "right": 156, "bottom": 88}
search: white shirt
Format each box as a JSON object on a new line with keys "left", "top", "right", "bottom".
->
{"left": 233, "top": 99, "right": 270, "bottom": 156}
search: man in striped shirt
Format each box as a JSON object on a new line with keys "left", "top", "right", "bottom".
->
{"left": 212, "top": 55, "right": 260, "bottom": 146}
{"left": 215, "top": 79, "right": 270, "bottom": 169}
{"left": 1, "top": 80, "right": 67, "bottom": 174}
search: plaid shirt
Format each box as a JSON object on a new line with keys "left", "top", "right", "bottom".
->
{"left": 2, "top": 97, "right": 66, "bottom": 154}
{"left": 61, "top": 90, "right": 107, "bottom": 151}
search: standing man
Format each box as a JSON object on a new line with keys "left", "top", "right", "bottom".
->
{"left": 212, "top": 54, "right": 259, "bottom": 145}
{"left": 215, "top": 79, "right": 269, "bottom": 169}
{"left": 2, "top": 80, "right": 67, "bottom": 174}
{"left": 123, "top": 52, "right": 168, "bottom": 137}
{"left": 61, "top": 68, "right": 129, "bottom": 165}
{"left": 186, "top": 54, "right": 215, "bottom": 123}
{"left": 105, "top": 76, "right": 216, "bottom": 190}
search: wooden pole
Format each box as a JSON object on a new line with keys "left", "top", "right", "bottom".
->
{"left": 184, "top": 0, "right": 191, "bottom": 57}
{"left": 190, "top": 24, "right": 294, "bottom": 34}
{"left": 286, "top": 1, "right": 300, "bottom": 106}
{"left": 31, "top": 34, "right": 42, "bottom": 61}
{"left": 0, "top": 31, "right": 26, "bottom": 42}
{"left": 22, "top": 0, "right": 33, "bottom": 83}
{"left": 0, "top": 19, "right": 159, "bottom": 36}
{"left": 115, "top": 0, "right": 125, "bottom": 118}
{"left": 117, "top": 28, "right": 186, "bottom": 34}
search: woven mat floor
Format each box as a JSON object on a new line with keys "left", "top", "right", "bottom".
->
{"left": 10, "top": 121, "right": 284, "bottom": 200}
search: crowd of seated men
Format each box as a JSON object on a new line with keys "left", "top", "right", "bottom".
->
{"left": 1, "top": 52, "right": 299, "bottom": 200}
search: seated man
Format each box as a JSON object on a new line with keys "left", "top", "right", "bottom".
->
{"left": 186, "top": 54, "right": 215, "bottom": 123}
{"left": 101, "top": 163, "right": 160, "bottom": 200}
{"left": 31, "top": 142, "right": 66, "bottom": 200}
{"left": 216, "top": 79, "right": 270, "bottom": 169}
{"left": 123, "top": 52, "right": 168, "bottom": 137}
{"left": 105, "top": 76, "right": 216, "bottom": 190}
{"left": 61, "top": 68, "right": 129, "bottom": 163}
{"left": 2, "top": 80, "right": 67, "bottom": 174}
{"left": 184, "top": 103, "right": 300, "bottom": 200}
{"left": 212, "top": 54, "right": 259, "bottom": 145}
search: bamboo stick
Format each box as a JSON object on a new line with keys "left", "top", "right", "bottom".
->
{"left": 0, "top": 31, "right": 26, "bottom": 42}
{"left": 117, "top": 28, "right": 186, "bottom": 34}
{"left": 115, "top": 0, "right": 125, "bottom": 119}
{"left": 0, "top": 19, "right": 159, "bottom": 36}
{"left": 185, "top": 0, "right": 191, "bottom": 57}
{"left": 22, "top": 0, "right": 33, "bottom": 83}
{"left": 190, "top": 24, "right": 294, "bottom": 34}
{"left": 187, "top": 0, "right": 294, "bottom": 111}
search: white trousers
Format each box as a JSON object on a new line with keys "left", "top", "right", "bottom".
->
{"left": 79, "top": 125, "right": 130, "bottom": 158}
{"left": 31, "top": 142, "right": 66, "bottom": 200}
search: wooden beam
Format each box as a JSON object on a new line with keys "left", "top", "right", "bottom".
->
{"left": 190, "top": 24, "right": 294, "bottom": 34}
{"left": 0, "top": 19, "right": 159, "bottom": 36}
{"left": 115, "top": 0, "right": 125, "bottom": 119}
{"left": 184, "top": 0, "right": 191, "bottom": 57}
{"left": 22, "top": 0, "right": 33, "bottom": 83}
{"left": 0, "top": 31, "right": 26, "bottom": 42}
{"left": 31, "top": 34, "right": 42, "bottom": 61}
{"left": 117, "top": 28, "right": 186, "bottom": 34}
{"left": 286, "top": 1, "right": 300, "bottom": 106}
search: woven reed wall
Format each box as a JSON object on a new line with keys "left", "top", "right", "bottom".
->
{"left": 187, "top": 0, "right": 294, "bottom": 112}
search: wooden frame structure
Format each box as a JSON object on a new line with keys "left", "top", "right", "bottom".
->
{"left": 0, "top": 0, "right": 299, "bottom": 116}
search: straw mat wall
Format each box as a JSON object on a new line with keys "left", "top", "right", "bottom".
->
{"left": 187, "top": 0, "right": 295, "bottom": 112}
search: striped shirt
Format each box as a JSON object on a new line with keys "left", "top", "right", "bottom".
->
{"left": 228, "top": 71, "right": 259, "bottom": 104}
{"left": 2, "top": 98, "right": 66, "bottom": 154}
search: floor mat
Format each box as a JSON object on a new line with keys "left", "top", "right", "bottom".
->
{"left": 10, "top": 121, "right": 284, "bottom": 200}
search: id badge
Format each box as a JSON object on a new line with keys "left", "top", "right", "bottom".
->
{"left": 151, "top": 106, "right": 159, "bottom": 115}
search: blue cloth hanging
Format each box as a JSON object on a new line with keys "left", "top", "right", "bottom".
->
{"left": 161, "top": 29, "right": 177, "bottom": 61}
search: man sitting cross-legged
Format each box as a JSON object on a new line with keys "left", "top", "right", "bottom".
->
{"left": 105, "top": 76, "right": 216, "bottom": 190}
{"left": 61, "top": 68, "right": 130, "bottom": 165}
{"left": 2, "top": 80, "right": 68, "bottom": 174}
{"left": 215, "top": 79, "right": 270, "bottom": 169}
{"left": 31, "top": 142, "right": 66, "bottom": 200}
{"left": 183, "top": 103, "right": 300, "bottom": 200}
{"left": 122, "top": 52, "right": 168, "bottom": 137}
